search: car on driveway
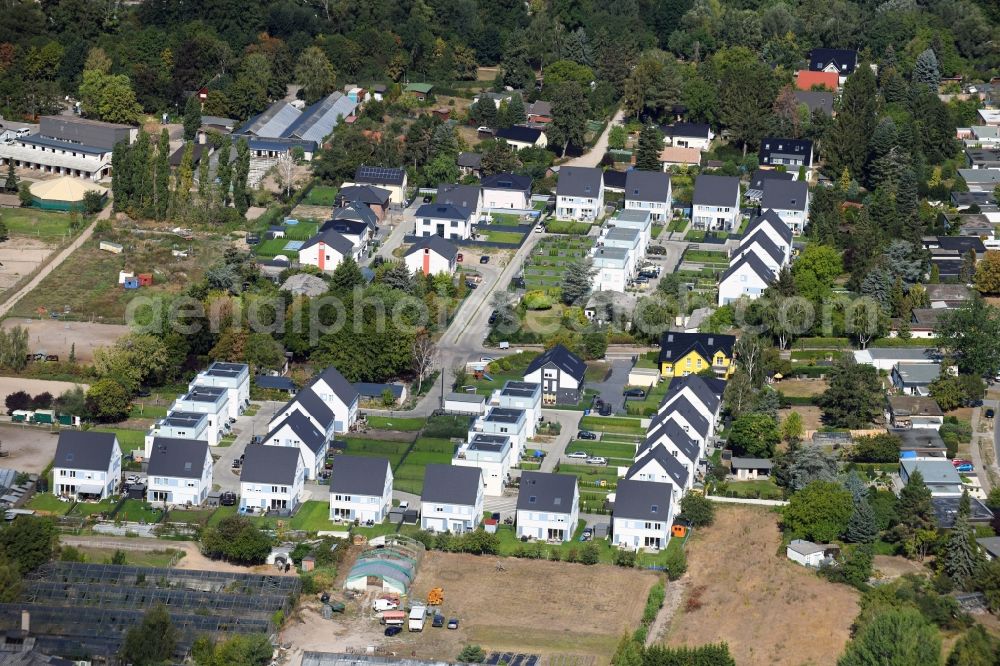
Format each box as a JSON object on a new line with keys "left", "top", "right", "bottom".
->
{"left": 598, "top": 401, "right": 612, "bottom": 416}
{"left": 577, "top": 430, "right": 597, "bottom": 440}
{"left": 586, "top": 456, "right": 607, "bottom": 465}
{"left": 955, "top": 462, "right": 975, "bottom": 472}
{"left": 480, "top": 255, "right": 490, "bottom": 264}
{"left": 566, "top": 451, "right": 589, "bottom": 459}
{"left": 623, "top": 388, "right": 646, "bottom": 398}
{"left": 488, "top": 310, "right": 499, "bottom": 324}
{"left": 987, "top": 408, "right": 995, "bottom": 419}
{"left": 465, "top": 279, "right": 478, "bottom": 289}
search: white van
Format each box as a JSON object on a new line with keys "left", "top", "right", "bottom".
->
{"left": 373, "top": 598, "right": 399, "bottom": 612}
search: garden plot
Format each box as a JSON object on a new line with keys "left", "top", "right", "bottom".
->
{"left": 521, "top": 237, "right": 594, "bottom": 295}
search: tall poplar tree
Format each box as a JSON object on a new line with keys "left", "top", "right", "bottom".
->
{"left": 154, "top": 129, "right": 170, "bottom": 221}
{"left": 232, "top": 138, "right": 250, "bottom": 216}
{"left": 827, "top": 64, "right": 878, "bottom": 180}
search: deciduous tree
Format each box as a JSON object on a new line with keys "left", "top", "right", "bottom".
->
{"left": 783, "top": 480, "right": 853, "bottom": 542}
{"left": 838, "top": 608, "right": 941, "bottom": 666}
{"left": 295, "top": 46, "right": 337, "bottom": 104}
{"left": 936, "top": 296, "right": 1000, "bottom": 378}
{"left": 817, "top": 357, "right": 883, "bottom": 428}
{"left": 120, "top": 604, "right": 177, "bottom": 666}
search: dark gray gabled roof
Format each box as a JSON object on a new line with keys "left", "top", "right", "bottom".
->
{"left": 625, "top": 170, "right": 670, "bottom": 203}
{"left": 421, "top": 464, "right": 481, "bottom": 505}
{"left": 662, "top": 122, "right": 711, "bottom": 139}
{"left": 336, "top": 184, "right": 391, "bottom": 206}
{"left": 761, "top": 179, "right": 808, "bottom": 211}
{"left": 331, "top": 200, "right": 378, "bottom": 228}
{"left": 758, "top": 138, "right": 813, "bottom": 165}
{"left": 285, "top": 387, "right": 336, "bottom": 430}
{"left": 744, "top": 209, "right": 793, "bottom": 246}
{"left": 808, "top": 48, "right": 858, "bottom": 74}
{"left": 146, "top": 438, "right": 208, "bottom": 479}
{"left": 557, "top": 166, "right": 603, "bottom": 198}
{"left": 657, "top": 394, "right": 709, "bottom": 437}
{"left": 481, "top": 172, "right": 532, "bottom": 192}
{"left": 310, "top": 366, "right": 360, "bottom": 406}
{"left": 720, "top": 251, "right": 776, "bottom": 285}
{"left": 659, "top": 375, "right": 721, "bottom": 414}
{"left": 415, "top": 202, "right": 471, "bottom": 220}
{"left": 53, "top": 431, "right": 119, "bottom": 471}
{"left": 614, "top": 479, "right": 672, "bottom": 522}
{"left": 329, "top": 454, "right": 391, "bottom": 496}
{"left": 300, "top": 228, "right": 355, "bottom": 255}
{"left": 265, "top": 411, "right": 327, "bottom": 454}
{"left": 749, "top": 169, "right": 794, "bottom": 192}
{"left": 404, "top": 235, "right": 459, "bottom": 260}
{"left": 626, "top": 446, "right": 689, "bottom": 488}
{"left": 738, "top": 229, "right": 785, "bottom": 265}
{"left": 496, "top": 125, "right": 544, "bottom": 144}
{"left": 355, "top": 165, "right": 406, "bottom": 186}
{"left": 692, "top": 174, "right": 739, "bottom": 207}
{"left": 437, "top": 183, "right": 481, "bottom": 211}
{"left": 641, "top": 418, "right": 699, "bottom": 464}
{"left": 793, "top": 91, "right": 834, "bottom": 115}
{"left": 240, "top": 443, "right": 301, "bottom": 485}
{"left": 658, "top": 332, "right": 736, "bottom": 367}
{"left": 524, "top": 344, "right": 586, "bottom": 382}
{"left": 456, "top": 152, "right": 482, "bottom": 169}
{"left": 516, "top": 471, "right": 577, "bottom": 513}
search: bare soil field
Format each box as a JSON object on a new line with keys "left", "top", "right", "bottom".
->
{"left": 2, "top": 317, "right": 128, "bottom": 361}
{"left": 0, "top": 421, "right": 66, "bottom": 473}
{"left": 873, "top": 555, "right": 927, "bottom": 581}
{"left": 0, "top": 238, "right": 56, "bottom": 291}
{"left": 283, "top": 551, "right": 658, "bottom": 663}
{"left": 665, "top": 505, "right": 859, "bottom": 665}
{"left": 775, "top": 377, "right": 828, "bottom": 397}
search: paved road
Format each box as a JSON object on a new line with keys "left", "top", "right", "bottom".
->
{"left": 562, "top": 108, "right": 625, "bottom": 168}
{"left": 212, "top": 401, "right": 286, "bottom": 493}
{"left": 0, "top": 202, "right": 111, "bottom": 318}
{"left": 588, "top": 358, "right": 632, "bottom": 415}
{"left": 971, "top": 399, "right": 1000, "bottom": 494}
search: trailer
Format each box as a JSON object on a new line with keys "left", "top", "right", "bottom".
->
{"left": 380, "top": 610, "right": 406, "bottom": 626}
{"left": 408, "top": 605, "right": 426, "bottom": 632}
{"left": 11, "top": 410, "right": 33, "bottom": 423}
{"left": 100, "top": 241, "right": 123, "bottom": 254}
{"left": 31, "top": 409, "right": 55, "bottom": 425}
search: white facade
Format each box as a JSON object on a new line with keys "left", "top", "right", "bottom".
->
{"left": 493, "top": 382, "right": 541, "bottom": 439}
{"left": 591, "top": 247, "right": 633, "bottom": 293}
{"left": 190, "top": 362, "right": 250, "bottom": 422}
{"left": 743, "top": 216, "right": 792, "bottom": 262}
{"left": 240, "top": 462, "right": 305, "bottom": 513}
{"left": 470, "top": 408, "right": 528, "bottom": 459}
{"left": 516, "top": 491, "right": 579, "bottom": 542}
{"left": 298, "top": 236, "right": 349, "bottom": 273}
{"left": 611, "top": 211, "right": 653, "bottom": 252}
{"left": 0, "top": 139, "right": 112, "bottom": 182}
{"left": 310, "top": 376, "right": 359, "bottom": 434}
{"left": 404, "top": 246, "right": 456, "bottom": 276}
{"left": 262, "top": 421, "right": 328, "bottom": 480}
{"left": 453, "top": 435, "right": 513, "bottom": 496}
{"left": 329, "top": 470, "right": 393, "bottom": 523}
{"left": 732, "top": 241, "right": 784, "bottom": 273}
{"left": 692, "top": 202, "right": 740, "bottom": 231}
{"left": 415, "top": 211, "right": 473, "bottom": 240}
{"left": 718, "top": 259, "right": 773, "bottom": 306}
{"left": 481, "top": 187, "right": 529, "bottom": 210}
{"left": 624, "top": 455, "right": 686, "bottom": 505}
{"left": 420, "top": 488, "right": 485, "bottom": 534}
{"left": 612, "top": 508, "right": 674, "bottom": 551}
{"left": 144, "top": 412, "right": 214, "bottom": 457}
{"left": 556, "top": 186, "right": 605, "bottom": 221}
{"left": 147, "top": 448, "right": 213, "bottom": 507}
{"left": 770, "top": 199, "right": 811, "bottom": 234}
{"left": 664, "top": 133, "right": 712, "bottom": 151}
{"left": 787, "top": 540, "right": 830, "bottom": 567}
{"left": 172, "top": 387, "right": 231, "bottom": 442}
{"left": 53, "top": 447, "right": 122, "bottom": 500}
{"left": 624, "top": 190, "right": 672, "bottom": 223}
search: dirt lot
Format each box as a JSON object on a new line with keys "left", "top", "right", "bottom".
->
{"left": 0, "top": 421, "right": 68, "bottom": 473}
{"left": 779, "top": 405, "right": 823, "bottom": 431}
{"left": 775, "top": 378, "right": 828, "bottom": 397}
{"left": 2, "top": 317, "right": 128, "bottom": 362}
{"left": 665, "top": 505, "right": 859, "bottom": 665}
{"left": 282, "top": 552, "right": 658, "bottom": 663}
{"left": 0, "top": 238, "right": 56, "bottom": 291}
{"left": 873, "top": 555, "right": 927, "bottom": 581}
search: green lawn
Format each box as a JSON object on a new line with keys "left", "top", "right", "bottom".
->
{"left": 579, "top": 415, "right": 646, "bottom": 436}
{"left": 683, "top": 249, "right": 729, "bottom": 264}
{"left": 68, "top": 497, "right": 118, "bottom": 517}
{"left": 624, "top": 379, "right": 673, "bottom": 417}
{"left": 480, "top": 229, "right": 524, "bottom": 244}
{"left": 26, "top": 493, "right": 73, "bottom": 515}
{"left": 115, "top": 499, "right": 163, "bottom": 523}
{"left": 74, "top": 546, "right": 182, "bottom": 568}
{"left": 667, "top": 218, "right": 688, "bottom": 232}
{"left": 721, "top": 478, "right": 783, "bottom": 500}
{"left": 341, "top": 438, "right": 409, "bottom": 468}
{"left": 546, "top": 220, "right": 592, "bottom": 234}
{"left": 304, "top": 185, "right": 339, "bottom": 206}
{"left": 206, "top": 505, "right": 238, "bottom": 526}
{"left": 128, "top": 402, "right": 169, "bottom": 419}
{"left": 489, "top": 212, "right": 521, "bottom": 225}
{"left": 1, "top": 208, "right": 74, "bottom": 239}
{"left": 254, "top": 238, "right": 300, "bottom": 259}
{"left": 366, "top": 416, "right": 425, "bottom": 431}
{"left": 557, "top": 463, "right": 620, "bottom": 491}
{"left": 565, "top": 440, "right": 636, "bottom": 461}
{"left": 92, "top": 428, "right": 145, "bottom": 454}
{"left": 166, "top": 508, "right": 216, "bottom": 525}
{"left": 289, "top": 500, "right": 337, "bottom": 531}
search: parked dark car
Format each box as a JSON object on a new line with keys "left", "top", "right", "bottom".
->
{"left": 385, "top": 625, "right": 402, "bottom": 636}
{"left": 623, "top": 388, "right": 646, "bottom": 398}
{"left": 220, "top": 491, "right": 236, "bottom": 506}
{"left": 465, "top": 280, "right": 478, "bottom": 289}
{"left": 480, "top": 255, "right": 490, "bottom": 264}
{"left": 432, "top": 614, "right": 445, "bottom": 628}
{"left": 577, "top": 430, "right": 597, "bottom": 440}
{"left": 599, "top": 402, "right": 613, "bottom": 416}
{"left": 987, "top": 408, "right": 995, "bottom": 419}
{"left": 423, "top": 195, "right": 432, "bottom": 203}
{"left": 488, "top": 310, "right": 499, "bottom": 324}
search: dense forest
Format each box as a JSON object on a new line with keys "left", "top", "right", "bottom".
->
{"left": 0, "top": 0, "right": 997, "bottom": 125}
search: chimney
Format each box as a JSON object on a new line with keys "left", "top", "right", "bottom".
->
{"left": 21, "top": 610, "right": 29, "bottom": 633}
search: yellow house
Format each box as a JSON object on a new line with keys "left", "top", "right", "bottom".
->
{"left": 658, "top": 332, "right": 736, "bottom": 378}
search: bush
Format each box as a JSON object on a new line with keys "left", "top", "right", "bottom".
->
{"left": 613, "top": 549, "right": 637, "bottom": 568}
{"left": 457, "top": 645, "right": 486, "bottom": 663}
{"left": 523, "top": 290, "right": 553, "bottom": 310}
{"left": 663, "top": 547, "right": 687, "bottom": 580}
{"left": 200, "top": 517, "right": 272, "bottom": 565}
{"left": 680, "top": 494, "right": 715, "bottom": 527}
{"left": 642, "top": 582, "right": 666, "bottom": 625}
{"left": 579, "top": 542, "right": 600, "bottom": 565}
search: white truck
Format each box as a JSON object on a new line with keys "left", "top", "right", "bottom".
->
{"left": 408, "top": 605, "right": 426, "bottom": 632}
{"left": 373, "top": 597, "right": 399, "bottom": 612}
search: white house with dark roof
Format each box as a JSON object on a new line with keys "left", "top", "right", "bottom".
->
{"left": 172, "top": 385, "right": 231, "bottom": 442}
{"left": 661, "top": 123, "right": 714, "bottom": 151}
{"left": 190, "top": 362, "right": 250, "bottom": 421}
{"left": 623, "top": 170, "right": 672, "bottom": 222}
{"left": 556, "top": 166, "right": 605, "bottom": 221}
{"left": 481, "top": 173, "right": 532, "bottom": 210}
{"left": 415, "top": 202, "right": 474, "bottom": 240}
{"left": 625, "top": 448, "right": 688, "bottom": 506}
{"left": 404, "top": 235, "right": 458, "bottom": 276}
{"left": 524, "top": 344, "right": 586, "bottom": 405}
{"left": 470, "top": 407, "right": 528, "bottom": 459}
{"left": 808, "top": 48, "right": 858, "bottom": 84}
{"left": 329, "top": 454, "right": 393, "bottom": 523}
{"left": 658, "top": 375, "right": 724, "bottom": 429}
{"left": 420, "top": 464, "right": 485, "bottom": 533}
{"left": 493, "top": 381, "right": 542, "bottom": 438}
{"left": 741, "top": 210, "right": 793, "bottom": 259}
{"left": 591, "top": 246, "right": 634, "bottom": 292}
{"left": 516, "top": 472, "right": 579, "bottom": 542}
{"left": 733, "top": 229, "right": 787, "bottom": 273}
{"left": 692, "top": 174, "right": 740, "bottom": 231}
{"left": 239, "top": 443, "right": 306, "bottom": 514}
{"left": 612, "top": 479, "right": 674, "bottom": 551}
{"left": 145, "top": 411, "right": 213, "bottom": 456}
{"left": 718, "top": 253, "right": 776, "bottom": 306}
{"left": 303, "top": 366, "right": 360, "bottom": 434}
{"left": 646, "top": 394, "right": 711, "bottom": 455}
{"left": 758, "top": 138, "right": 813, "bottom": 172}
{"left": 269, "top": 387, "right": 337, "bottom": 441}
{"left": 335, "top": 185, "right": 391, "bottom": 221}
{"left": 261, "top": 411, "right": 329, "bottom": 480}
{"left": 299, "top": 228, "right": 356, "bottom": 272}
{"left": 146, "top": 437, "right": 212, "bottom": 506}
{"left": 638, "top": 418, "right": 701, "bottom": 483}
{"left": 453, "top": 434, "right": 513, "bottom": 496}
{"left": 495, "top": 125, "right": 547, "bottom": 151}
{"left": 352, "top": 165, "right": 407, "bottom": 204}
{"left": 761, "top": 179, "right": 810, "bottom": 234}
{"left": 53, "top": 431, "right": 122, "bottom": 500}
{"left": 437, "top": 183, "right": 483, "bottom": 221}
{"left": 611, "top": 209, "right": 653, "bottom": 252}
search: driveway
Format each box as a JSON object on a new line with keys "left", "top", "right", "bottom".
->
{"left": 562, "top": 108, "right": 624, "bottom": 168}
{"left": 586, "top": 358, "right": 633, "bottom": 415}
{"left": 211, "top": 400, "right": 285, "bottom": 493}
{"left": 970, "top": 399, "right": 1000, "bottom": 493}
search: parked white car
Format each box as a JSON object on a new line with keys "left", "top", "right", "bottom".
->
{"left": 566, "top": 451, "right": 589, "bottom": 459}
{"left": 586, "top": 457, "right": 607, "bottom": 466}
{"left": 373, "top": 598, "right": 399, "bottom": 612}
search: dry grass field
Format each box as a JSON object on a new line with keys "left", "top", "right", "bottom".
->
{"left": 665, "top": 505, "right": 859, "bottom": 665}
{"left": 775, "top": 377, "right": 828, "bottom": 397}
{"left": 3, "top": 317, "right": 128, "bottom": 362}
